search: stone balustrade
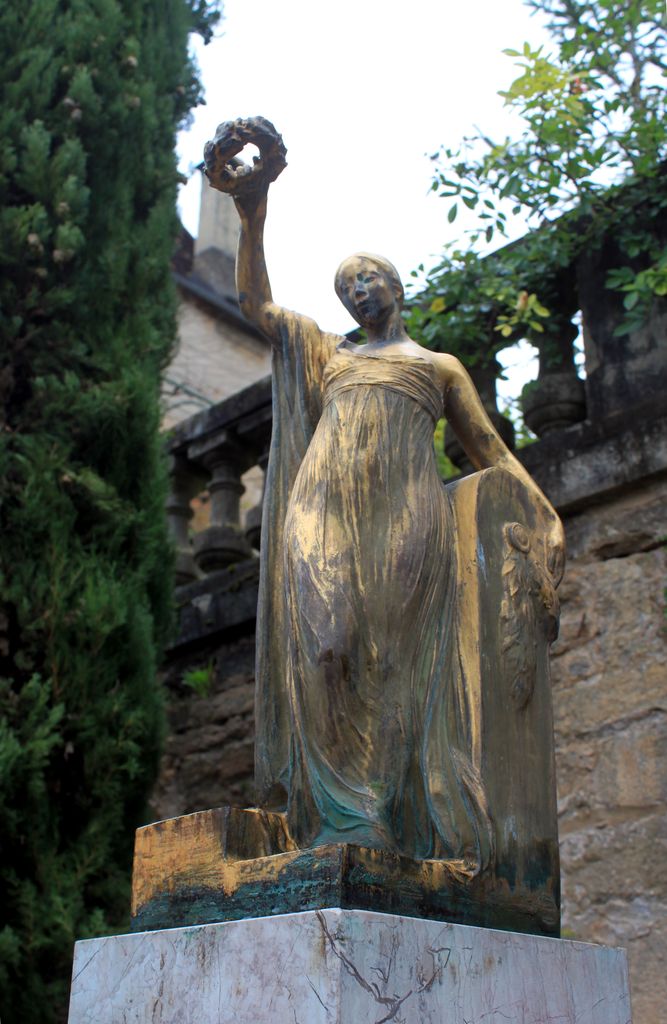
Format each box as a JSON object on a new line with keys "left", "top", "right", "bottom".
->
{"left": 166, "top": 375, "right": 271, "bottom": 586}
{"left": 441, "top": 263, "right": 589, "bottom": 473}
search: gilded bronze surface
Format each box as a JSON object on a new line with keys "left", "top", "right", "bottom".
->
{"left": 201, "top": 118, "right": 564, "bottom": 903}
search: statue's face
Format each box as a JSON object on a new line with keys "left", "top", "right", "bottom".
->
{"left": 336, "top": 257, "right": 399, "bottom": 327}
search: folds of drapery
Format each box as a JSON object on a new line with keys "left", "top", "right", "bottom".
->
{"left": 254, "top": 309, "right": 340, "bottom": 807}
{"left": 254, "top": 316, "right": 492, "bottom": 874}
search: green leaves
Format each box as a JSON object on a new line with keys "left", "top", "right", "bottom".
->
{"left": 495, "top": 291, "right": 551, "bottom": 338}
{"left": 406, "top": 241, "right": 551, "bottom": 362}
{"left": 429, "top": 0, "right": 667, "bottom": 234}
{"left": 182, "top": 662, "right": 215, "bottom": 697}
{"left": 414, "top": 0, "right": 667, "bottom": 371}
{"left": 607, "top": 249, "right": 667, "bottom": 335}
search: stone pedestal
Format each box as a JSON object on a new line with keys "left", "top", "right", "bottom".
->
{"left": 68, "top": 909, "right": 631, "bottom": 1023}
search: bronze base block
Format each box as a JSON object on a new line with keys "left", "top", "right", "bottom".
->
{"left": 131, "top": 807, "right": 559, "bottom": 938}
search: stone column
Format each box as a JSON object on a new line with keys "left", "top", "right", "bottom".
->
{"left": 166, "top": 455, "right": 208, "bottom": 585}
{"left": 188, "top": 432, "right": 253, "bottom": 572}
{"left": 244, "top": 448, "right": 269, "bottom": 551}
{"left": 521, "top": 312, "right": 587, "bottom": 436}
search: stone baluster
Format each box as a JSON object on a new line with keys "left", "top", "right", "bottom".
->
{"left": 166, "top": 455, "right": 208, "bottom": 585}
{"left": 244, "top": 448, "right": 269, "bottom": 551}
{"left": 444, "top": 356, "right": 515, "bottom": 476}
{"left": 520, "top": 310, "right": 587, "bottom": 437}
{"left": 188, "top": 431, "right": 253, "bottom": 573}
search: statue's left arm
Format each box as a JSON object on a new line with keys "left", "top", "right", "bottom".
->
{"left": 441, "top": 355, "right": 565, "bottom": 584}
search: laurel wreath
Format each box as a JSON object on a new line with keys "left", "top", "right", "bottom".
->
{"left": 203, "top": 116, "right": 287, "bottom": 198}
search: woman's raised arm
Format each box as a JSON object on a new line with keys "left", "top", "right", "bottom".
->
{"left": 203, "top": 117, "right": 291, "bottom": 345}
{"left": 233, "top": 190, "right": 283, "bottom": 340}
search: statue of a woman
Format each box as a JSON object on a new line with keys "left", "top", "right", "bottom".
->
{"left": 204, "top": 119, "right": 564, "bottom": 877}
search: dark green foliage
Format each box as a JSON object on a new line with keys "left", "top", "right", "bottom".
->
{"left": 0, "top": 1, "right": 220, "bottom": 1020}
{"left": 409, "top": 0, "right": 667, "bottom": 359}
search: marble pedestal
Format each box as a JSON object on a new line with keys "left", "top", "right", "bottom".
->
{"left": 68, "top": 909, "right": 631, "bottom": 1023}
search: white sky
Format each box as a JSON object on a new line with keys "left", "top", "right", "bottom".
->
{"left": 177, "top": 0, "right": 552, "bottom": 391}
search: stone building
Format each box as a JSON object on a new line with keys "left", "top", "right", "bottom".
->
{"left": 153, "top": 216, "right": 666, "bottom": 1024}
{"left": 163, "top": 176, "right": 271, "bottom": 431}
{"left": 163, "top": 176, "right": 271, "bottom": 528}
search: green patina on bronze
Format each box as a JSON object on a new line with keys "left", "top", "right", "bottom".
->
{"left": 132, "top": 841, "right": 558, "bottom": 937}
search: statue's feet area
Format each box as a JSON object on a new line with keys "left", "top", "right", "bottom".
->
{"left": 131, "top": 806, "right": 559, "bottom": 937}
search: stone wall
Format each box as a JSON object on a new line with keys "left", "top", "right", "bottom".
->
{"left": 163, "top": 177, "right": 271, "bottom": 430}
{"left": 163, "top": 300, "right": 271, "bottom": 429}
{"left": 151, "top": 634, "right": 256, "bottom": 820}
{"left": 150, "top": 562, "right": 259, "bottom": 820}
{"left": 551, "top": 477, "right": 666, "bottom": 1024}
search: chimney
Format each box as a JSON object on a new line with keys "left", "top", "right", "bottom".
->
{"left": 192, "top": 169, "right": 240, "bottom": 299}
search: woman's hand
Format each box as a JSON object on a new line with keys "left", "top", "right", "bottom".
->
{"left": 203, "top": 116, "right": 291, "bottom": 341}
{"left": 204, "top": 116, "right": 286, "bottom": 209}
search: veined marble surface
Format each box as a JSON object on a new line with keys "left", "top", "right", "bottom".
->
{"left": 68, "top": 908, "right": 631, "bottom": 1023}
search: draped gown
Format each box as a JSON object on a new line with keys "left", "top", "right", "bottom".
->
{"left": 255, "top": 315, "right": 491, "bottom": 872}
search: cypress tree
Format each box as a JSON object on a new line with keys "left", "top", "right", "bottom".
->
{"left": 0, "top": 2, "right": 220, "bottom": 1020}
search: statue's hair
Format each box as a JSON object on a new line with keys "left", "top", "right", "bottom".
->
{"left": 334, "top": 252, "right": 404, "bottom": 307}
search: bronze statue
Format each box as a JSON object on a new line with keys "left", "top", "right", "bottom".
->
{"left": 203, "top": 117, "right": 564, "bottom": 881}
